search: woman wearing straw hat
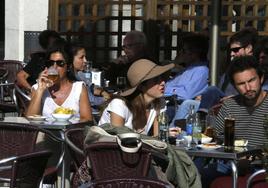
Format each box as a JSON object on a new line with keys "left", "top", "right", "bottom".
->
{"left": 98, "top": 59, "right": 180, "bottom": 136}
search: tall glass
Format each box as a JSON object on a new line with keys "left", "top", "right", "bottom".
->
{"left": 224, "top": 116, "right": 235, "bottom": 152}
{"left": 47, "top": 66, "right": 59, "bottom": 82}
{"left": 204, "top": 110, "right": 216, "bottom": 139}
{"left": 116, "top": 77, "right": 127, "bottom": 90}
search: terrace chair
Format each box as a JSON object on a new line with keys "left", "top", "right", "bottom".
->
{"left": 0, "top": 150, "right": 52, "bottom": 188}
{"left": 0, "top": 60, "right": 23, "bottom": 83}
{"left": 65, "top": 128, "right": 85, "bottom": 171}
{"left": 246, "top": 169, "right": 268, "bottom": 188}
{"left": 84, "top": 142, "right": 152, "bottom": 180}
{"left": 0, "top": 122, "right": 64, "bottom": 187}
{"left": 211, "top": 169, "right": 268, "bottom": 188}
{"left": 89, "top": 178, "right": 171, "bottom": 188}
{"left": 0, "top": 60, "right": 23, "bottom": 116}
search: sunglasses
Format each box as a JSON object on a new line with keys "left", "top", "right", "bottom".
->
{"left": 230, "top": 46, "right": 246, "bottom": 53}
{"left": 46, "top": 60, "right": 66, "bottom": 67}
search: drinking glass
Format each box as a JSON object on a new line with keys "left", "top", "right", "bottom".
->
{"left": 47, "top": 66, "right": 59, "bottom": 82}
{"left": 224, "top": 116, "right": 235, "bottom": 152}
{"left": 116, "top": 77, "right": 127, "bottom": 90}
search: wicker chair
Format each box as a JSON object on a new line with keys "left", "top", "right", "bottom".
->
{"left": 0, "top": 150, "right": 52, "bottom": 188}
{"left": 0, "top": 60, "right": 23, "bottom": 116}
{"left": 0, "top": 122, "right": 64, "bottom": 187}
{"left": 85, "top": 142, "right": 152, "bottom": 180}
{"left": 65, "top": 128, "right": 85, "bottom": 171}
{"left": 88, "top": 178, "right": 171, "bottom": 188}
{"left": 0, "top": 60, "right": 23, "bottom": 83}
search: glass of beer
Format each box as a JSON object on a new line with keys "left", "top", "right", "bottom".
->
{"left": 224, "top": 116, "right": 235, "bottom": 152}
{"left": 47, "top": 66, "right": 59, "bottom": 82}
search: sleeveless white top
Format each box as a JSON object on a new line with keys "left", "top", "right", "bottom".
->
{"left": 32, "top": 81, "right": 83, "bottom": 118}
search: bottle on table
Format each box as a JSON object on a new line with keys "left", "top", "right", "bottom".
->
{"left": 185, "top": 105, "right": 196, "bottom": 147}
{"left": 158, "top": 111, "right": 169, "bottom": 142}
{"left": 186, "top": 105, "right": 195, "bottom": 136}
{"left": 83, "top": 61, "right": 92, "bottom": 85}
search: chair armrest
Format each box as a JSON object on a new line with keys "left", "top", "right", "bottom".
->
{"left": 14, "top": 84, "right": 31, "bottom": 101}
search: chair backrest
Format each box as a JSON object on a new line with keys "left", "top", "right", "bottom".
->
{"left": 0, "top": 123, "right": 40, "bottom": 159}
{"left": 0, "top": 150, "right": 52, "bottom": 188}
{"left": 89, "top": 178, "right": 171, "bottom": 188}
{"left": 14, "top": 84, "right": 31, "bottom": 116}
{"left": 0, "top": 67, "right": 8, "bottom": 82}
{"left": 65, "top": 128, "right": 85, "bottom": 170}
{"left": 0, "top": 60, "right": 23, "bottom": 83}
{"left": 85, "top": 142, "right": 152, "bottom": 180}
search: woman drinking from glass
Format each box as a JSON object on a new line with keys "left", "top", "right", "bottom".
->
{"left": 26, "top": 46, "right": 92, "bottom": 122}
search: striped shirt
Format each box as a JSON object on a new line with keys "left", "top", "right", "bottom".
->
{"left": 215, "top": 94, "right": 268, "bottom": 147}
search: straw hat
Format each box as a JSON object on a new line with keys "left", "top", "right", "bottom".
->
{"left": 120, "top": 59, "right": 174, "bottom": 96}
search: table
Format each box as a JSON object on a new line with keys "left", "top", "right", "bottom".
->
{"left": 176, "top": 145, "right": 263, "bottom": 188}
{"left": 0, "top": 117, "right": 92, "bottom": 188}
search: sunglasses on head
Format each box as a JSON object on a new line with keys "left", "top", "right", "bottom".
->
{"left": 46, "top": 60, "right": 66, "bottom": 67}
{"left": 230, "top": 46, "right": 246, "bottom": 53}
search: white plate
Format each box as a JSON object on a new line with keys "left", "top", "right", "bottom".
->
{"left": 198, "top": 143, "right": 222, "bottom": 150}
{"left": 27, "top": 115, "right": 47, "bottom": 121}
{"left": 52, "top": 113, "right": 73, "bottom": 122}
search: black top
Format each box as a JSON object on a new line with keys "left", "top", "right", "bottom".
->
{"left": 23, "top": 52, "right": 46, "bottom": 86}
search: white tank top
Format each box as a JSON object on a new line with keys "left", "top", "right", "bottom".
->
{"left": 33, "top": 81, "right": 84, "bottom": 118}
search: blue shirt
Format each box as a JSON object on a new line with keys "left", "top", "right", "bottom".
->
{"left": 76, "top": 71, "right": 104, "bottom": 108}
{"left": 165, "top": 63, "right": 209, "bottom": 100}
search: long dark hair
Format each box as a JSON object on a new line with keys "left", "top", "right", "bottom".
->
{"left": 65, "top": 42, "right": 85, "bottom": 74}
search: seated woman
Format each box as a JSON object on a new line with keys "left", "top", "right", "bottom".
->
{"left": 26, "top": 45, "right": 92, "bottom": 122}
{"left": 98, "top": 59, "right": 180, "bottom": 137}
{"left": 67, "top": 43, "right": 111, "bottom": 112}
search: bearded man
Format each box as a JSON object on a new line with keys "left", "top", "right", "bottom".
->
{"left": 215, "top": 55, "right": 268, "bottom": 147}
{"left": 197, "top": 55, "right": 268, "bottom": 188}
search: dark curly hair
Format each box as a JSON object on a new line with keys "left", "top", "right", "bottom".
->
{"left": 228, "top": 55, "right": 263, "bottom": 85}
{"left": 38, "top": 30, "right": 61, "bottom": 49}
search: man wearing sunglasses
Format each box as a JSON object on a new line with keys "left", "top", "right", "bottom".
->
{"left": 229, "top": 27, "right": 257, "bottom": 60}
{"left": 220, "top": 27, "right": 259, "bottom": 96}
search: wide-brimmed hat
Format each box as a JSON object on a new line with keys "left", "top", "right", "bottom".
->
{"left": 120, "top": 59, "right": 174, "bottom": 96}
